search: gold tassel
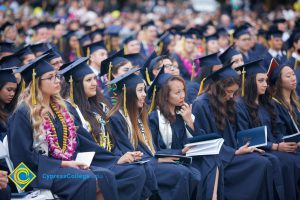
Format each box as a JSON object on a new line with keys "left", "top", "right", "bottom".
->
{"left": 241, "top": 67, "right": 246, "bottom": 97}
{"left": 191, "top": 62, "right": 195, "bottom": 81}
{"left": 31, "top": 69, "right": 36, "bottom": 105}
{"left": 100, "top": 134, "right": 104, "bottom": 147}
{"left": 202, "top": 37, "right": 206, "bottom": 54}
{"left": 69, "top": 76, "right": 75, "bottom": 106}
{"left": 145, "top": 68, "right": 151, "bottom": 85}
{"left": 86, "top": 47, "right": 90, "bottom": 65}
{"left": 21, "top": 79, "right": 26, "bottom": 92}
{"left": 148, "top": 85, "right": 156, "bottom": 113}
{"left": 106, "top": 133, "right": 111, "bottom": 152}
{"left": 108, "top": 62, "right": 112, "bottom": 81}
{"left": 123, "top": 84, "right": 128, "bottom": 117}
{"left": 269, "top": 36, "right": 273, "bottom": 49}
{"left": 158, "top": 42, "right": 163, "bottom": 55}
{"left": 124, "top": 45, "right": 127, "bottom": 55}
{"left": 197, "top": 77, "right": 206, "bottom": 96}
{"left": 295, "top": 59, "right": 298, "bottom": 70}
{"left": 76, "top": 44, "right": 81, "bottom": 57}
{"left": 287, "top": 49, "right": 292, "bottom": 59}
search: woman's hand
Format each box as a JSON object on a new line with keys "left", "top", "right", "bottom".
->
{"left": 158, "top": 157, "right": 179, "bottom": 163}
{"left": 0, "top": 170, "right": 8, "bottom": 190}
{"left": 277, "top": 142, "right": 298, "bottom": 152}
{"left": 235, "top": 143, "right": 265, "bottom": 155}
{"left": 181, "top": 146, "right": 191, "bottom": 155}
{"left": 179, "top": 103, "right": 194, "bottom": 130}
{"left": 117, "top": 151, "right": 143, "bottom": 164}
{"left": 61, "top": 161, "right": 89, "bottom": 170}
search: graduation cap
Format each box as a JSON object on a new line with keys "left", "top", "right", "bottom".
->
{"left": 217, "top": 27, "right": 229, "bottom": 37}
{"left": 104, "top": 25, "right": 122, "bottom": 37}
{"left": 30, "top": 43, "right": 51, "bottom": 55}
{"left": 108, "top": 67, "right": 143, "bottom": 116}
{"left": 62, "top": 30, "right": 78, "bottom": 41}
{"left": 123, "top": 35, "right": 137, "bottom": 45}
{"left": 0, "top": 67, "right": 17, "bottom": 85}
{"left": 17, "top": 54, "right": 54, "bottom": 105}
{"left": 15, "top": 45, "right": 34, "bottom": 58}
{"left": 204, "top": 32, "right": 219, "bottom": 42}
{"left": 141, "top": 20, "right": 155, "bottom": 30}
{"left": 202, "top": 20, "right": 215, "bottom": 34}
{"left": 59, "top": 57, "right": 92, "bottom": 105}
{"left": 42, "top": 48, "right": 62, "bottom": 62}
{"left": 123, "top": 53, "right": 146, "bottom": 68}
{"left": 79, "top": 33, "right": 92, "bottom": 46}
{"left": 180, "top": 29, "right": 196, "bottom": 39}
{"left": 90, "top": 28, "right": 105, "bottom": 41}
{"left": 141, "top": 50, "right": 158, "bottom": 85}
{"left": 0, "top": 54, "right": 22, "bottom": 69}
{"left": 147, "top": 65, "right": 172, "bottom": 112}
{"left": 0, "top": 42, "right": 16, "bottom": 54}
{"left": 82, "top": 41, "right": 106, "bottom": 57}
{"left": 186, "top": 28, "right": 203, "bottom": 39}
{"left": 273, "top": 18, "right": 286, "bottom": 24}
{"left": 100, "top": 48, "right": 127, "bottom": 80}
{"left": 219, "top": 45, "right": 240, "bottom": 66}
{"left": 206, "top": 63, "right": 238, "bottom": 82}
{"left": 155, "top": 32, "right": 173, "bottom": 55}
{"left": 0, "top": 21, "right": 13, "bottom": 32}
{"left": 268, "top": 58, "right": 292, "bottom": 85}
{"left": 267, "top": 27, "right": 283, "bottom": 40}
{"left": 168, "top": 25, "right": 185, "bottom": 34}
{"left": 32, "top": 22, "right": 50, "bottom": 31}
{"left": 233, "top": 26, "right": 250, "bottom": 39}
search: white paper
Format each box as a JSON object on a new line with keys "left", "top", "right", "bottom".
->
{"left": 185, "top": 138, "right": 224, "bottom": 156}
{"left": 75, "top": 152, "right": 95, "bottom": 167}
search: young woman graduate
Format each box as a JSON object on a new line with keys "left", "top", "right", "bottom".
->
{"left": 192, "top": 65, "right": 275, "bottom": 200}
{"left": 107, "top": 68, "right": 202, "bottom": 200}
{"left": 236, "top": 60, "right": 297, "bottom": 199}
{"left": 237, "top": 58, "right": 299, "bottom": 199}
{"left": 59, "top": 57, "right": 151, "bottom": 200}
{"left": 7, "top": 55, "right": 119, "bottom": 200}
{"left": 147, "top": 67, "right": 222, "bottom": 200}
{"left": 218, "top": 45, "right": 244, "bottom": 70}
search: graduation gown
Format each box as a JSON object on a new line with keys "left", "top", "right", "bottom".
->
{"left": 66, "top": 102, "right": 150, "bottom": 199}
{"left": 148, "top": 109, "right": 223, "bottom": 200}
{"left": 236, "top": 98, "right": 299, "bottom": 200}
{"left": 0, "top": 185, "right": 10, "bottom": 200}
{"left": 192, "top": 93, "right": 274, "bottom": 200}
{"left": 185, "top": 80, "right": 200, "bottom": 104}
{"left": 109, "top": 111, "right": 200, "bottom": 200}
{"left": 7, "top": 104, "right": 119, "bottom": 200}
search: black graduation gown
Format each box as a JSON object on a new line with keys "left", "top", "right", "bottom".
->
{"left": 148, "top": 109, "right": 224, "bottom": 200}
{"left": 185, "top": 80, "right": 200, "bottom": 104}
{"left": 66, "top": 103, "right": 150, "bottom": 200}
{"left": 7, "top": 104, "right": 119, "bottom": 200}
{"left": 236, "top": 98, "right": 299, "bottom": 200}
{"left": 109, "top": 111, "right": 201, "bottom": 200}
{"left": 0, "top": 185, "right": 10, "bottom": 200}
{"left": 192, "top": 93, "right": 274, "bottom": 200}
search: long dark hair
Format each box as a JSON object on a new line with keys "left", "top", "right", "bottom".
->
{"left": 244, "top": 75, "right": 277, "bottom": 135}
{"left": 207, "top": 77, "right": 240, "bottom": 132}
{"left": 0, "top": 82, "right": 19, "bottom": 124}
{"left": 71, "top": 76, "right": 113, "bottom": 144}
{"left": 155, "top": 75, "right": 186, "bottom": 123}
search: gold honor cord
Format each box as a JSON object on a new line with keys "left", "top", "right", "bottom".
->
{"left": 69, "top": 76, "right": 75, "bottom": 106}
{"left": 241, "top": 67, "right": 246, "bottom": 97}
{"left": 197, "top": 77, "right": 206, "bottom": 96}
{"left": 148, "top": 85, "right": 156, "bottom": 113}
{"left": 31, "top": 69, "right": 36, "bottom": 105}
{"left": 145, "top": 68, "right": 151, "bottom": 85}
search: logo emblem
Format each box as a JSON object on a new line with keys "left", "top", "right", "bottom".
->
{"left": 9, "top": 162, "right": 36, "bottom": 190}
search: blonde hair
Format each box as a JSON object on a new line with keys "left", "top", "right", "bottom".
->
{"left": 175, "top": 37, "right": 196, "bottom": 60}
{"left": 18, "top": 77, "right": 67, "bottom": 139}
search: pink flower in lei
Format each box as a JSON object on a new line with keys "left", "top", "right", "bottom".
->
{"left": 179, "top": 54, "right": 200, "bottom": 77}
{"left": 44, "top": 107, "right": 77, "bottom": 160}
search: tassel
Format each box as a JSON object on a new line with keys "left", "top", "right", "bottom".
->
{"left": 31, "top": 69, "right": 36, "bottom": 105}
{"left": 148, "top": 85, "right": 156, "bottom": 113}
{"left": 287, "top": 48, "right": 292, "bottom": 59}
{"left": 158, "top": 42, "right": 163, "bottom": 55}
{"left": 106, "top": 133, "right": 111, "bottom": 152}
{"left": 197, "top": 77, "right": 206, "bottom": 96}
{"left": 76, "top": 44, "right": 81, "bottom": 57}
{"left": 124, "top": 45, "right": 127, "bottom": 55}
{"left": 230, "top": 32, "right": 234, "bottom": 46}
{"left": 108, "top": 62, "right": 112, "bottom": 81}
{"left": 86, "top": 47, "right": 90, "bottom": 65}
{"left": 295, "top": 59, "right": 298, "bottom": 70}
{"left": 190, "top": 62, "right": 195, "bottom": 81}
{"left": 69, "top": 76, "right": 75, "bottom": 106}
{"left": 21, "top": 79, "right": 26, "bottom": 92}
{"left": 145, "top": 68, "right": 151, "bottom": 85}
{"left": 202, "top": 37, "right": 206, "bottom": 55}
{"left": 241, "top": 67, "right": 246, "bottom": 97}
{"left": 269, "top": 36, "right": 273, "bottom": 49}
{"left": 123, "top": 84, "right": 128, "bottom": 117}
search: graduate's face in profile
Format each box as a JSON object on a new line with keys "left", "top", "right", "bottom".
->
{"left": 40, "top": 71, "right": 61, "bottom": 96}
{"left": 224, "top": 84, "right": 239, "bottom": 101}
{"left": 271, "top": 37, "right": 283, "bottom": 50}
{"left": 92, "top": 49, "right": 108, "bottom": 66}
{"left": 184, "top": 38, "right": 195, "bottom": 53}
{"left": 0, "top": 82, "right": 17, "bottom": 104}
{"left": 168, "top": 80, "right": 185, "bottom": 107}
{"left": 23, "top": 54, "right": 36, "bottom": 65}
{"left": 136, "top": 83, "right": 146, "bottom": 108}
{"left": 280, "top": 66, "right": 297, "bottom": 91}
{"left": 163, "top": 59, "right": 180, "bottom": 76}
{"left": 126, "top": 40, "right": 141, "bottom": 54}
{"left": 207, "top": 40, "right": 220, "bottom": 54}
{"left": 50, "top": 57, "right": 64, "bottom": 71}
{"left": 256, "top": 73, "right": 268, "bottom": 96}
{"left": 83, "top": 73, "right": 98, "bottom": 98}
{"left": 113, "top": 62, "right": 132, "bottom": 78}
{"left": 231, "top": 54, "right": 244, "bottom": 69}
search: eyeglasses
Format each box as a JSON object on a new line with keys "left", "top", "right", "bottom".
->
{"left": 41, "top": 74, "right": 61, "bottom": 82}
{"left": 164, "top": 64, "right": 179, "bottom": 70}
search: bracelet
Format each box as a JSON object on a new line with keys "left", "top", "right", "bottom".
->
{"left": 276, "top": 143, "right": 280, "bottom": 151}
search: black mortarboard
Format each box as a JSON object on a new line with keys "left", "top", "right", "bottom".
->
{"left": 233, "top": 26, "right": 250, "bottom": 39}
{"left": 0, "top": 54, "right": 22, "bottom": 69}
{"left": 82, "top": 41, "right": 106, "bottom": 57}
{"left": 90, "top": 28, "right": 105, "bottom": 40}
{"left": 273, "top": 18, "right": 286, "bottom": 24}
{"left": 32, "top": 22, "right": 49, "bottom": 31}
{"left": 194, "top": 52, "right": 222, "bottom": 69}
{"left": 219, "top": 45, "right": 240, "bottom": 65}
{"left": 267, "top": 27, "right": 283, "bottom": 40}
{"left": 141, "top": 20, "right": 155, "bottom": 30}
{"left": 217, "top": 27, "right": 229, "bottom": 37}
{"left": 268, "top": 58, "right": 292, "bottom": 84}
{"left": 206, "top": 63, "right": 238, "bottom": 82}
{"left": 186, "top": 28, "right": 203, "bottom": 39}
{"left": 62, "top": 30, "right": 78, "bottom": 40}
{"left": 15, "top": 45, "right": 34, "bottom": 58}
{"left": 42, "top": 48, "right": 62, "bottom": 62}
{"left": 123, "top": 35, "right": 137, "bottom": 45}
{"left": 79, "top": 33, "right": 92, "bottom": 46}
{"left": 204, "top": 32, "right": 219, "bottom": 42}
{"left": 0, "top": 21, "right": 13, "bottom": 32}
{"left": 123, "top": 53, "right": 146, "bottom": 68}
{"left": 100, "top": 48, "right": 127, "bottom": 77}
{"left": 235, "top": 59, "right": 265, "bottom": 78}
{"left": 30, "top": 43, "right": 51, "bottom": 55}
{"left": 0, "top": 67, "right": 17, "bottom": 84}
{"left": 180, "top": 29, "right": 196, "bottom": 39}
{"left": 0, "top": 42, "right": 16, "bottom": 53}
{"left": 108, "top": 68, "right": 143, "bottom": 93}
{"left": 59, "top": 57, "right": 93, "bottom": 81}
{"left": 141, "top": 51, "right": 158, "bottom": 85}
{"left": 16, "top": 54, "right": 54, "bottom": 84}
{"left": 104, "top": 25, "right": 122, "bottom": 37}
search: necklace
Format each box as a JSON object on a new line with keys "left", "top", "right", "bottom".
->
{"left": 44, "top": 102, "right": 77, "bottom": 160}
{"left": 91, "top": 113, "right": 112, "bottom": 152}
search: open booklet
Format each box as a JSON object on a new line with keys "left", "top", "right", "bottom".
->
{"left": 237, "top": 126, "right": 267, "bottom": 148}
{"left": 282, "top": 132, "right": 300, "bottom": 143}
{"left": 75, "top": 152, "right": 95, "bottom": 167}
{"left": 155, "top": 154, "right": 192, "bottom": 165}
{"left": 184, "top": 133, "right": 224, "bottom": 156}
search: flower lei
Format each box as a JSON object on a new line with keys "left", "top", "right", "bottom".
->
{"left": 178, "top": 54, "right": 200, "bottom": 77}
{"left": 44, "top": 102, "right": 77, "bottom": 160}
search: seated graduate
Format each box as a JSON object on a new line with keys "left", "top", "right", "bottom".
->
{"left": 192, "top": 64, "right": 274, "bottom": 200}
{"left": 59, "top": 57, "right": 151, "bottom": 200}
{"left": 106, "top": 68, "right": 201, "bottom": 200}
{"left": 7, "top": 55, "right": 120, "bottom": 200}
{"left": 234, "top": 59, "right": 289, "bottom": 200}
{"left": 0, "top": 170, "right": 10, "bottom": 200}
{"left": 218, "top": 45, "right": 244, "bottom": 70}
{"left": 147, "top": 66, "right": 222, "bottom": 200}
